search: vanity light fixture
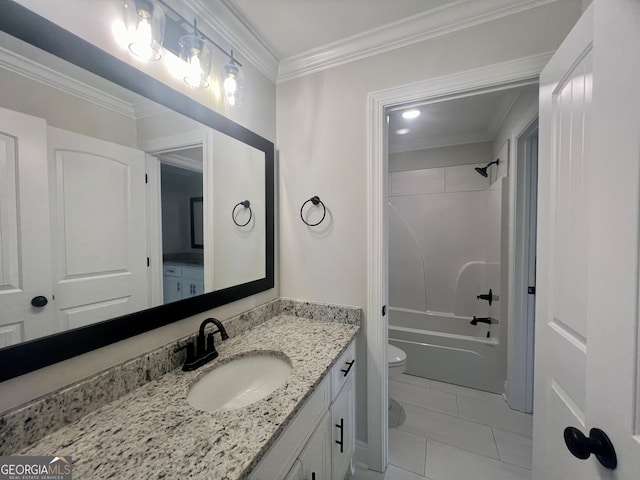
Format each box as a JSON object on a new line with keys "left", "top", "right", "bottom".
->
{"left": 121, "top": 0, "right": 165, "bottom": 61}
{"left": 395, "top": 128, "right": 410, "bottom": 135}
{"left": 117, "top": 0, "right": 245, "bottom": 102}
{"left": 224, "top": 51, "right": 243, "bottom": 106}
{"left": 179, "top": 20, "right": 212, "bottom": 89}
{"left": 402, "top": 109, "right": 421, "bottom": 119}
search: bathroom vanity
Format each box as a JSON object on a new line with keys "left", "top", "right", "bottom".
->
{"left": 163, "top": 262, "right": 205, "bottom": 303}
{"left": 250, "top": 340, "right": 356, "bottom": 480}
{"left": 12, "top": 311, "right": 359, "bottom": 480}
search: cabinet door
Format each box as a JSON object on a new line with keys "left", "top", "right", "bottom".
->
{"left": 331, "top": 373, "right": 355, "bottom": 479}
{"left": 283, "top": 460, "right": 302, "bottom": 480}
{"left": 299, "top": 412, "right": 331, "bottom": 480}
{"left": 163, "top": 276, "right": 182, "bottom": 303}
{"left": 183, "top": 279, "right": 204, "bottom": 298}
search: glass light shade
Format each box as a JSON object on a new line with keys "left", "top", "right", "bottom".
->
{"left": 223, "top": 60, "right": 244, "bottom": 107}
{"left": 179, "top": 35, "right": 212, "bottom": 89}
{"left": 122, "top": 0, "right": 165, "bottom": 61}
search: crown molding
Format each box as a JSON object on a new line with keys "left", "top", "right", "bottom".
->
{"left": 277, "top": 0, "right": 563, "bottom": 83}
{"left": 390, "top": 133, "right": 495, "bottom": 154}
{"left": 132, "top": 98, "right": 170, "bottom": 118}
{"left": 159, "top": 153, "right": 203, "bottom": 172}
{"left": 0, "top": 46, "right": 135, "bottom": 118}
{"left": 183, "top": 0, "right": 279, "bottom": 83}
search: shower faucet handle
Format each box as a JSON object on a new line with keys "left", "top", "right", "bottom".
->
{"left": 471, "top": 316, "right": 492, "bottom": 325}
{"left": 476, "top": 289, "right": 493, "bottom": 305}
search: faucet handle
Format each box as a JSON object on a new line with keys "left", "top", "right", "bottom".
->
{"left": 175, "top": 341, "right": 196, "bottom": 363}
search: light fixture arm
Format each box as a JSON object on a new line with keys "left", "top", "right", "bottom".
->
{"left": 155, "top": 0, "right": 242, "bottom": 67}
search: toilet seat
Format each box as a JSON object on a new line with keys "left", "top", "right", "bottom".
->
{"left": 388, "top": 344, "right": 407, "bottom": 378}
{"left": 388, "top": 344, "right": 406, "bottom": 367}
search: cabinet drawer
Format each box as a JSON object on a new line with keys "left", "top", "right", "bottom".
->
{"left": 331, "top": 341, "right": 355, "bottom": 400}
{"left": 250, "top": 376, "right": 330, "bottom": 480}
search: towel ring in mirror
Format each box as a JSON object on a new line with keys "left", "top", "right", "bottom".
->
{"left": 232, "top": 200, "right": 252, "bottom": 227}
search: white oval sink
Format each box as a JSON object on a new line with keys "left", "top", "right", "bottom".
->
{"left": 187, "top": 354, "right": 292, "bottom": 412}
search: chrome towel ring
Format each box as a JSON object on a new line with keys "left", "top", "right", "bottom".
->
{"left": 232, "top": 200, "right": 252, "bottom": 227}
{"left": 300, "top": 196, "right": 326, "bottom": 226}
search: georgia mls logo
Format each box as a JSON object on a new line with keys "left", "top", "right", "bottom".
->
{"left": 49, "top": 457, "right": 71, "bottom": 472}
{"left": 0, "top": 455, "right": 73, "bottom": 479}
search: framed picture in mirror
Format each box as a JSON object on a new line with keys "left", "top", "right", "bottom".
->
{"left": 191, "top": 197, "right": 204, "bottom": 249}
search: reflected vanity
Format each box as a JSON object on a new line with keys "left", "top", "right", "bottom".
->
{"left": 0, "top": 1, "right": 274, "bottom": 381}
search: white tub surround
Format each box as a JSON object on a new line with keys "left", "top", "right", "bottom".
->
{"left": 389, "top": 307, "right": 505, "bottom": 393}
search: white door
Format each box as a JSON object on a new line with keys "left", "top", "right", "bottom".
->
{"left": 533, "top": 1, "right": 640, "bottom": 478}
{"left": 0, "top": 107, "right": 56, "bottom": 345}
{"left": 48, "top": 127, "right": 149, "bottom": 330}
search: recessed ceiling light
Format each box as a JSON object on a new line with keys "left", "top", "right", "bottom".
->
{"left": 402, "top": 109, "right": 421, "bottom": 119}
{"left": 395, "top": 128, "right": 410, "bottom": 135}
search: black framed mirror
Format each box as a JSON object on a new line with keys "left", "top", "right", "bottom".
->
{"left": 0, "top": 0, "right": 275, "bottom": 381}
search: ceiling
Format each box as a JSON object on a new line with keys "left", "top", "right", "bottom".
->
{"left": 208, "top": 0, "right": 560, "bottom": 82}
{"left": 388, "top": 84, "right": 538, "bottom": 153}
{"left": 221, "top": 0, "right": 453, "bottom": 59}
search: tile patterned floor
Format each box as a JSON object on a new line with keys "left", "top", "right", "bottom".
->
{"left": 356, "top": 375, "right": 533, "bottom": 480}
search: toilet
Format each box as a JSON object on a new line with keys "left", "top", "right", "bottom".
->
{"left": 387, "top": 343, "right": 407, "bottom": 378}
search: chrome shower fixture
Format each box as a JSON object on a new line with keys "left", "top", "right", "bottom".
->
{"left": 475, "top": 159, "right": 500, "bottom": 177}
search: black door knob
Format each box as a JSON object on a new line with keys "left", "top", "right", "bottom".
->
{"left": 31, "top": 296, "right": 48, "bottom": 307}
{"left": 564, "top": 426, "right": 617, "bottom": 470}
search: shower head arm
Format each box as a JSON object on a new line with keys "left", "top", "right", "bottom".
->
{"left": 486, "top": 159, "right": 499, "bottom": 168}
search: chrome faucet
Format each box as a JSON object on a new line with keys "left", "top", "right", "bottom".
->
{"left": 176, "top": 317, "right": 229, "bottom": 371}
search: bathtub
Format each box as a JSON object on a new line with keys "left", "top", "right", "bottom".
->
{"left": 388, "top": 307, "right": 506, "bottom": 394}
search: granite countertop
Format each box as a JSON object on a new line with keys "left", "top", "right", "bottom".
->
{"left": 18, "top": 315, "right": 359, "bottom": 480}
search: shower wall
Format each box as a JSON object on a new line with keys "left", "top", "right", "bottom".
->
{"left": 389, "top": 163, "right": 501, "bottom": 318}
{"left": 388, "top": 145, "right": 507, "bottom": 392}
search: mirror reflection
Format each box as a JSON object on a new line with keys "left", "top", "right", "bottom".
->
{"left": 0, "top": 31, "right": 266, "bottom": 347}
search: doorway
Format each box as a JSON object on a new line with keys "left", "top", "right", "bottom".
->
{"left": 383, "top": 85, "right": 537, "bottom": 478}
{"left": 365, "top": 54, "right": 550, "bottom": 472}
{"left": 157, "top": 153, "right": 204, "bottom": 305}
{"left": 141, "top": 130, "right": 212, "bottom": 308}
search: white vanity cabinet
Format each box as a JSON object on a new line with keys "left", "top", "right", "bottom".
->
{"left": 250, "top": 340, "right": 356, "bottom": 480}
{"left": 330, "top": 346, "right": 356, "bottom": 479}
{"left": 181, "top": 265, "right": 205, "bottom": 298}
{"left": 163, "top": 263, "right": 204, "bottom": 303}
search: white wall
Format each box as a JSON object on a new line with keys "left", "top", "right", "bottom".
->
{"left": 211, "top": 130, "right": 266, "bottom": 290}
{"left": 492, "top": 85, "right": 539, "bottom": 163}
{"left": 389, "top": 142, "right": 493, "bottom": 173}
{"left": 0, "top": 67, "right": 137, "bottom": 147}
{"left": 277, "top": 0, "right": 582, "bottom": 443}
{"left": 0, "top": 1, "right": 278, "bottom": 414}
{"left": 160, "top": 167, "right": 203, "bottom": 254}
